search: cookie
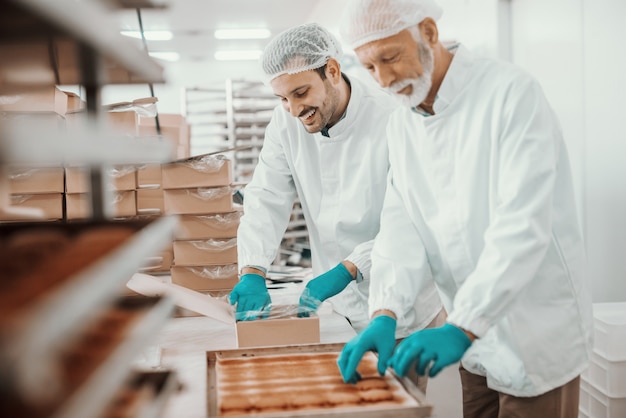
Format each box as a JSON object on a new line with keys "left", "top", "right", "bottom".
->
{"left": 355, "top": 377, "right": 389, "bottom": 391}
{"left": 326, "top": 390, "right": 362, "bottom": 406}
{"left": 359, "top": 388, "right": 394, "bottom": 402}
{"left": 290, "top": 392, "right": 325, "bottom": 408}
{"left": 219, "top": 394, "right": 253, "bottom": 411}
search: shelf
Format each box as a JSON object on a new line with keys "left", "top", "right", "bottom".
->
{"left": 283, "top": 229, "right": 310, "bottom": 240}
{"left": 0, "top": 216, "right": 178, "bottom": 404}
{"left": 0, "top": 0, "right": 165, "bottom": 87}
{"left": 100, "top": 370, "right": 179, "bottom": 418}
{"left": 4, "top": 122, "right": 174, "bottom": 166}
{"left": 104, "top": 0, "right": 170, "bottom": 9}
{"left": 1, "top": 296, "right": 176, "bottom": 418}
{"left": 51, "top": 296, "right": 176, "bottom": 418}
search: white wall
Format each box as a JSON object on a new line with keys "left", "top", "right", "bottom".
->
{"left": 581, "top": 0, "right": 626, "bottom": 302}
{"left": 510, "top": 0, "right": 626, "bottom": 302}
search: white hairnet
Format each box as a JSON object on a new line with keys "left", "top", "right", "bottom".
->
{"left": 340, "top": 0, "right": 443, "bottom": 50}
{"left": 261, "top": 23, "right": 343, "bottom": 82}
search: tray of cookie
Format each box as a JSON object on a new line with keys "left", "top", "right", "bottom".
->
{"left": 0, "top": 295, "right": 176, "bottom": 418}
{"left": 206, "top": 343, "right": 432, "bottom": 417}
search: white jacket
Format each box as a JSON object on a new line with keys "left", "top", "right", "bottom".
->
{"left": 370, "top": 45, "right": 593, "bottom": 396}
{"left": 238, "top": 75, "right": 442, "bottom": 333}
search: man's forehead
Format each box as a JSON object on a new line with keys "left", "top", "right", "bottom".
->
{"left": 270, "top": 71, "right": 316, "bottom": 96}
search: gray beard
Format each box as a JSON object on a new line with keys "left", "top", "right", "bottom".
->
{"left": 385, "top": 42, "right": 434, "bottom": 108}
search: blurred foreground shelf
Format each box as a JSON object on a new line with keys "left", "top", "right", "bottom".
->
{"left": 0, "top": 217, "right": 178, "bottom": 418}
{"left": 0, "top": 0, "right": 165, "bottom": 88}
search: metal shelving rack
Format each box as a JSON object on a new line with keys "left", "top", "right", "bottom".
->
{"left": 183, "top": 79, "right": 310, "bottom": 264}
{"left": 0, "top": 0, "right": 179, "bottom": 416}
{"left": 183, "top": 79, "right": 276, "bottom": 182}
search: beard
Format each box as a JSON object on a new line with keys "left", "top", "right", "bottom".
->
{"left": 385, "top": 42, "right": 434, "bottom": 108}
{"left": 300, "top": 77, "right": 340, "bottom": 134}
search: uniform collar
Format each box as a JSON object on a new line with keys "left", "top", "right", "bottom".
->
{"left": 320, "top": 73, "right": 358, "bottom": 138}
{"left": 411, "top": 43, "right": 468, "bottom": 117}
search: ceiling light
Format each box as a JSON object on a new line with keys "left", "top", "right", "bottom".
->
{"left": 214, "top": 50, "right": 263, "bottom": 61}
{"left": 149, "top": 51, "right": 180, "bottom": 62}
{"left": 214, "top": 29, "right": 271, "bottom": 40}
{"left": 121, "top": 30, "right": 173, "bottom": 41}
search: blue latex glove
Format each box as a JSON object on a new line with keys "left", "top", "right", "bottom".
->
{"left": 228, "top": 273, "right": 271, "bottom": 321}
{"left": 298, "top": 263, "right": 353, "bottom": 317}
{"left": 389, "top": 323, "right": 472, "bottom": 378}
{"left": 337, "top": 315, "right": 397, "bottom": 384}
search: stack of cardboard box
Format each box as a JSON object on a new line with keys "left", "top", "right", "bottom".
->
{"left": 0, "top": 87, "right": 193, "bottom": 222}
{"left": 161, "top": 154, "right": 240, "bottom": 293}
{"left": 64, "top": 164, "right": 138, "bottom": 220}
{"left": 5, "top": 166, "right": 66, "bottom": 221}
{"left": 1, "top": 86, "right": 75, "bottom": 221}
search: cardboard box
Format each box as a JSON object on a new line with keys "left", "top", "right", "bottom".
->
{"left": 170, "top": 264, "right": 238, "bottom": 291}
{"left": 65, "top": 165, "right": 137, "bottom": 193}
{"left": 163, "top": 187, "right": 233, "bottom": 215}
{"left": 137, "top": 125, "right": 189, "bottom": 158}
{"left": 172, "top": 238, "right": 237, "bottom": 266}
{"left": 0, "top": 86, "right": 68, "bottom": 114}
{"left": 63, "top": 91, "right": 86, "bottom": 113}
{"left": 0, "top": 42, "right": 57, "bottom": 86}
{"left": 136, "top": 188, "right": 164, "bottom": 215}
{"left": 64, "top": 109, "right": 87, "bottom": 133}
{"left": 8, "top": 166, "right": 64, "bottom": 194}
{"left": 174, "top": 211, "right": 241, "bottom": 240}
{"left": 2, "top": 193, "right": 63, "bottom": 221}
{"left": 104, "top": 97, "right": 158, "bottom": 136}
{"left": 66, "top": 191, "right": 136, "bottom": 220}
{"left": 138, "top": 113, "right": 190, "bottom": 159}
{"left": 140, "top": 245, "right": 174, "bottom": 273}
{"left": 161, "top": 156, "right": 232, "bottom": 190}
{"left": 136, "top": 163, "right": 162, "bottom": 188}
{"left": 107, "top": 111, "right": 138, "bottom": 135}
{"left": 235, "top": 306, "right": 320, "bottom": 348}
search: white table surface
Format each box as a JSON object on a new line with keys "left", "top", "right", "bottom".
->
{"left": 141, "top": 272, "right": 357, "bottom": 418}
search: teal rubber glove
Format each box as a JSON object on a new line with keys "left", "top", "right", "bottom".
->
{"left": 228, "top": 273, "right": 271, "bottom": 321}
{"left": 298, "top": 263, "right": 353, "bottom": 317}
{"left": 389, "top": 323, "right": 472, "bottom": 378}
{"left": 337, "top": 315, "right": 397, "bottom": 384}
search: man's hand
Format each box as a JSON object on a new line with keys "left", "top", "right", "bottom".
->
{"left": 389, "top": 323, "right": 472, "bottom": 377}
{"left": 337, "top": 315, "right": 397, "bottom": 383}
{"left": 228, "top": 273, "right": 271, "bottom": 321}
{"left": 297, "top": 263, "right": 354, "bottom": 317}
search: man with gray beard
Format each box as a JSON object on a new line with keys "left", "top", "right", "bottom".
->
{"left": 336, "top": 1, "right": 593, "bottom": 417}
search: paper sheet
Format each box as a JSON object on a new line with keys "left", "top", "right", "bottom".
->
{"left": 127, "top": 273, "right": 235, "bottom": 324}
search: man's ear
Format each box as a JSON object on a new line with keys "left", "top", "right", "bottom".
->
{"left": 326, "top": 58, "right": 342, "bottom": 82}
{"left": 419, "top": 17, "right": 439, "bottom": 46}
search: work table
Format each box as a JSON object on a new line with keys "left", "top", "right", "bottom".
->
{"left": 141, "top": 274, "right": 357, "bottom": 418}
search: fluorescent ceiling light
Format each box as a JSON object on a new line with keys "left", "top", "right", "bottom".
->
{"left": 121, "top": 30, "right": 173, "bottom": 41}
{"left": 214, "top": 50, "right": 263, "bottom": 61}
{"left": 214, "top": 29, "right": 271, "bottom": 40}
{"left": 149, "top": 51, "right": 180, "bottom": 61}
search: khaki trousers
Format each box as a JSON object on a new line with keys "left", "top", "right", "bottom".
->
{"left": 460, "top": 366, "right": 581, "bottom": 418}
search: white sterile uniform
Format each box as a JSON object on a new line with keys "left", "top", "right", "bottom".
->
{"left": 370, "top": 45, "right": 593, "bottom": 396}
{"left": 237, "top": 74, "right": 442, "bottom": 333}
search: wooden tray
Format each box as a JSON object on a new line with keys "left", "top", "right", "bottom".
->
{"left": 206, "top": 343, "right": 432, "bottom": 418}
